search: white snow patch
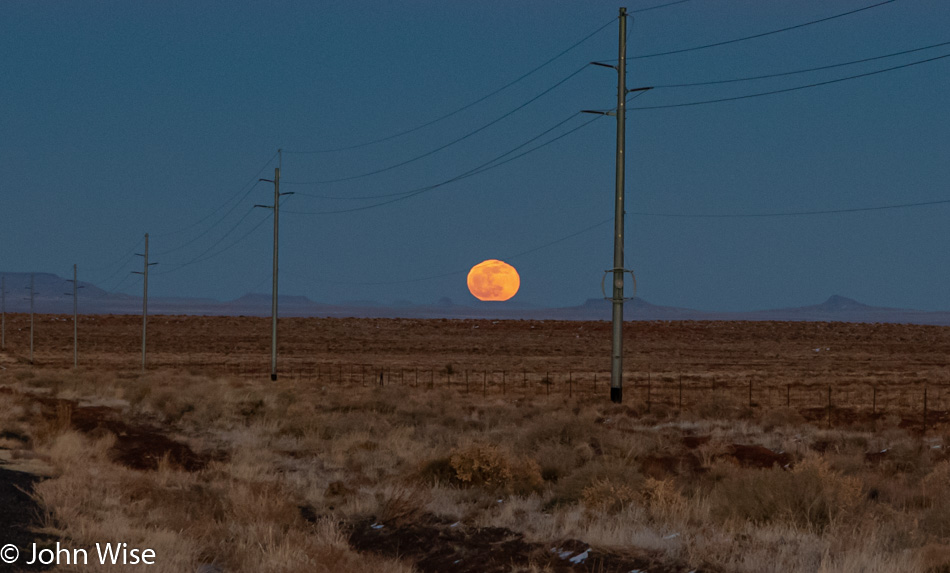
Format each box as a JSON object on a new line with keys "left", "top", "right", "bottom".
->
{"left": 569, "top": 550, "right": 589, "bottom": 564}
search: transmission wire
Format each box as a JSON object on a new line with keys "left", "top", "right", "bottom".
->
{"left": 283, "top": 18, "right": 614, "bottom": 154}
{"left": 631, "top": 198, "right": 950, "bottom": 219}
{"left": 631, "top": 0, "right": 898, "bottom": 60}
{"left": 284, "top": 64, "right": 591, "bottom": 185}
{"left": 284, "top": 112, "right": 604, "bottom": 215}
{"left": 631, "top": 52, "right": 950, "bottom": 110}
{"left": 654, "top": 40, "right": 950, "bottom": 88}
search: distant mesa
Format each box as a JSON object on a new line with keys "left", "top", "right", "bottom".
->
{"left": 1, "top": 271, "right": 949, "bottom": 325}
{"left": 816, "top": 295, "right": 871, "bottom": 312}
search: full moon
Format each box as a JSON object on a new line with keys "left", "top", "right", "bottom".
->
{"left": 467, "top": 259, "right": 520, "bottom": 301}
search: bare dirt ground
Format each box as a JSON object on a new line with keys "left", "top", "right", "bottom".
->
{"left": 0, "top": 314, "right": 949, "bottom": 572}
{"left": 4, "top": 313, "right": 950, "bottom": 417}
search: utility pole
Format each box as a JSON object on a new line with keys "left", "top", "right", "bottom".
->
{"left": 65, "top": 264, "right": 83, "bottom": 368}
{"left": 256, "top": 156, "right": 293, "bottom": 381}
{"left": 1, "top": 275, "right": 5, "bottom": 351}
{"left": 609, "top": 8, "right": 628, "bottom": 404}
{"left": 29, "top": 273, "right": 34, "bottom": 365}
{"left": 133, "top": 234, "right": 157, "bottom": 372}
{"left": 584, "top": 8, "right": 650, "bottom": 403}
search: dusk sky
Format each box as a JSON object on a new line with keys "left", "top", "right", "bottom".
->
{"left": 2, "top": 1, "right": 949, "bottom": 312}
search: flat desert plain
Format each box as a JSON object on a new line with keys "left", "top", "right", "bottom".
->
{"left": 0, "top": 314, "right": 949, "bottom": 572}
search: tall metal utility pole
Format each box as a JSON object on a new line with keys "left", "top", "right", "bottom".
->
{"left": 584, "top": 8, "right": 650, "bottom": 403}
{"left": 256, "top": 158, "right": 293, "bottom": 381}
{"left": 66, "top": 264, "right": 83, "bottom": 368}
{"left": 133, "top": 234, "right": 157, "bottom": 372}
{"left": 609, "top": 7, "right": 628, "bottom": 404}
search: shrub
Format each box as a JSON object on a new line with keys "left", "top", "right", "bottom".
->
{"left": 581, "top": 478, "right": 637, "bottom": 513}
{"left": 709, "top": 456, "right": 862, "bottom": 531}
{"left": 449, "top": 443, "right": 543, "bottom": 494}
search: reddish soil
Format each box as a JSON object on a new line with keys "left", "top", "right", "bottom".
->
{"left": 722, "top": 444, "right": 792, "bottom": 469}
{"left": 1, "top": 315, "right": 949, "bottom": 571}
{"left": 348, "top": 513, "right": 712, "bottom": 573}
{"left": 14, "top": 390, "right": 213, "bottom": 472}
{"left": 2, "top": 314, "right": 948, "bottom": 429}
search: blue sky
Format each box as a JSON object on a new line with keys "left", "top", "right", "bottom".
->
{"left": 2, "top": 1, "right": 949, "bottom": 311}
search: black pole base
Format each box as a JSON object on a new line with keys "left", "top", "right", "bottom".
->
{"left": 610, "top": 387, "right": 622, "bottom": 403}
{"left": 271, "top": 373, "right": 277, "bottom": 381}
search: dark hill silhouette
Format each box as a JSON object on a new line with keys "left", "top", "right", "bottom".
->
{"left": 1, "top": 271, "right": 949, "bottom": 325}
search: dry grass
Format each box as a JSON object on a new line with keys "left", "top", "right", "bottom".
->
{"left": 0, "top": 317, "right": 948, "bottom": 572}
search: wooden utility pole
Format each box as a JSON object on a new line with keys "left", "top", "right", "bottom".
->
{"left": 256, "top": 158, "right": 293, "bottom": 381}
{"left": 133, "top": 234, "right": 157, "bottom": 371}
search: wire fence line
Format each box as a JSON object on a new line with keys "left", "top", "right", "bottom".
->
{"left": 186, "top": 360, "right": 950, "bottom": 426}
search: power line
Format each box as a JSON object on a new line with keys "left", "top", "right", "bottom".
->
{"left": 631, "top": 0, "right": 693, "bottom": 14}
{"left": 105, "top": 269, "right": 138, "bottom": 294}
{"left": 154, "top": 194, "right": 293, "bottom": 276}
{"left": 302, "top": 216, "right": 614, "bottom": 287}
{"left": 284, "top": 64, "right": 592, "bottom": 185}
{"left": 151, "top": 150, "right": 278, "bottom": 254}
{"left": 289, "top": 111, "right": 587, "bottom": 205}
{"left": 631, "top": 0, "right": 898, "bottom": 60}
{"left": 152, "top": 181, "right": 264, "bottom": 257}
{"left": 630, "top": 52, "right": 950, "bottom": 110}
{"left": 290, "top": 111, "right": 587, "bottom": 202}
{"left": 154, "top": 212, "right": 271, "bottom": 275}
{"left": 84, "top": 235, "right": 144, "bottom": 278}
{"left": 154, "top": 207, "right": 262, "bottom": 274}
{"left": 283, "top": 18, "right": 614, "bottom": 154}
{"left": 653, "top": 40, "right": 950, "bottom": 88}
{"left": 284, "top": 112, "right": 605, "bottom": 215}
{"left": 631, "top": 198, "right": 950, "bottom": 219}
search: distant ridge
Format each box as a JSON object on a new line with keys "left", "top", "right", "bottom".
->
{"left": 1, "top": 272, "right": 948, "bottom": 325}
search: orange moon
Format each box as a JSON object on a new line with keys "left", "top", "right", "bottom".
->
{"left": 467, "top": 259, "right": 520, "bottom": 301}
